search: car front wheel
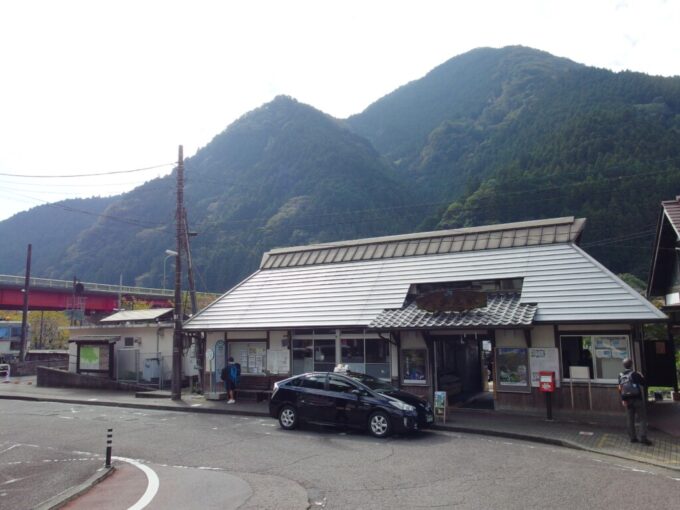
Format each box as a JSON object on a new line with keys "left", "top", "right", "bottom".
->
{"left": 368, "top": 411, "right": 392, "bottom": 438}
{"left": 278, "top": 404, "right": 298, "bottom": 430}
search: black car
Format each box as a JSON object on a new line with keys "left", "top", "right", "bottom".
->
{"left": 269, "top": 371, "right": 434, "bottom": 438}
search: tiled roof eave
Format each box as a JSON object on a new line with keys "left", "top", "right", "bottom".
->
{"left": 368, "top": 294, "right": 537, "bottom": 329}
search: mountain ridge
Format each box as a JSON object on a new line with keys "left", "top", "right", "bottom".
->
{"left": 1, "top": 46, "right": 679, "bottom": 292}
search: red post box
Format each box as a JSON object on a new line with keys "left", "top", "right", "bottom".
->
{"left": 539, "top": 371, "right": 555, "bottom": 393}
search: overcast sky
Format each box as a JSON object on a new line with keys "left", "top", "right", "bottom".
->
{"left": 1, "top": 0, "right": 678, "bottom": 221}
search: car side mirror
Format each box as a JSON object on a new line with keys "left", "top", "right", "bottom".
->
{"left": 351, "top": 389, "right": 363, "bottom": 399}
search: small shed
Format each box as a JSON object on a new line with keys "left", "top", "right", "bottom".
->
{"left": 68, "top": 308, "right": 196, "bottom": 388}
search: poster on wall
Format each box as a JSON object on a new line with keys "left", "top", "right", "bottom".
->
{"left": 495, "top": 348, "right": 531, "bottom": 393}
{"left": 529, "top": 347, "right": 561, "bottom": 388}
{"left": 79, "top": 345, "right": 102, "bottom": 370}
{"left": 266, "top": 350, "right": 290, "bottom": 374}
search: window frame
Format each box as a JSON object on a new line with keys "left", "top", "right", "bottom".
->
{"left": 228, "top": 340, "right": 268, "bottom": 376}
{"left": 559, "top": 332, "right": 631, "bottom": 384}
{"left": 300, "top": 373, "right": 328, "bottom": 390}
{"left": 328, "top": 374, "right": 360, "bottom": 394}
{"left": 402, "top": 348, "right": 428, "bottom": 385}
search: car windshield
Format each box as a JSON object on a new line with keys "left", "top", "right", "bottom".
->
{"left": 346, "top": 373, "right": 396, "bottom": 393}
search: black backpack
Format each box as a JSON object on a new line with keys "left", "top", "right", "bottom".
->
{"left": 619, "top": 371, "right": 641, "bottom": 400}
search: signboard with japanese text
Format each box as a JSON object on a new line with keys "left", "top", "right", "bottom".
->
{"left": 529, "top": 348, "right": 561, "bottom": 388}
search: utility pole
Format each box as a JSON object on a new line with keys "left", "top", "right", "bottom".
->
{"left": 19, "top": 244, "right": 31, "bottom": 361}
{"left": 171, "top": 145, "right": 184, "bottom": 400}
{"left": 183, "top": 211, "right": 198, "bottom": 316}
{"left": 183, "top": 210, "right": 203, "bottom": 392}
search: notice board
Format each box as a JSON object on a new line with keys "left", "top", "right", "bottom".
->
{"left": 529, "top": 348, "right": 561, "bottom": 388}
{"left": 495, "top": 347, "right": 531, "bottom": 393}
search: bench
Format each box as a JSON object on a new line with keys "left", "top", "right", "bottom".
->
{"left": 234, "top": 388, "right": 273, "bottom": 402}
{"left": 234, "top": 375, "right": 276, "bottom": 402}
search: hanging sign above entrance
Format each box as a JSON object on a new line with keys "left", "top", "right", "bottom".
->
{"left": 416, "top": 289, "right": 487, "bottom": 312}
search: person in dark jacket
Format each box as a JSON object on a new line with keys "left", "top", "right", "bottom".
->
{"left": 221, "top": 357, "right": 241, "bottom": 404}
{"left": 618, "top": 358, "right": 652, "bottom": 445}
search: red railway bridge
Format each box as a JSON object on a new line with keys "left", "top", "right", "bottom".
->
{"left": 0, "top": 274, "right": 177, "bottom": 314}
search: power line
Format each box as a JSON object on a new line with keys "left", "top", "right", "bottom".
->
{"left": 0, "top": 177, "right": 175, "bottom": 189}
{"left": 0, "top": 162, "right": 175, "bottom": 178}
{"left": 1, "top": 189, "right": 171, "bottom": 229}
{"left": 581, "top": 229, "right": 657, "bottom": 248}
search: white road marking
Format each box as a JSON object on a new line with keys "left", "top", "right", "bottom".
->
{"left": 112, "top": 456, "right": 160, "bottom": 510}
{"left": 0, "top": 445, "right": 20, "bottom": 455}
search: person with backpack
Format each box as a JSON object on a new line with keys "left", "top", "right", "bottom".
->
{"left": 618, "top": 358, "right": 651, "bottom": 445}
{"left": 221, "top": 356, "right": 241, "bottom": 404}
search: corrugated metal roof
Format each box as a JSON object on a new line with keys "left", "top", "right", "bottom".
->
{"left": 69, "top": 335, "right": 120, "bottom": 343}
{"left": 184, "top": 243, "right": 665, "bottom": 331}
{"left": 260, "top": 217, "right": 586, "bottom": 269}
{"left": 369, "top": 293, "right": 537, "bottom": 329}
{"left": 662, "top": 196, "right": 680, "bottom": 237}
{"left": 101, "top": 308, "right": 173, "bottom": 323}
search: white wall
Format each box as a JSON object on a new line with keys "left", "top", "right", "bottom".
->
{"left": 529, "top": 325, "right": 556, "bottom": 348}
{"left": 68, "top": 342, "right": 77, "bottom": 372}
{"left": 269, "top": 330, "right": 288, "bottom": 350}
{"left": 400, "top": 331, "right": 426, "bottom": 349}
{"left": 226, "top": 331, "right": 268, "bottom": 340}
{"left": 495, "top": 329, "right": 526, "bottom": 348}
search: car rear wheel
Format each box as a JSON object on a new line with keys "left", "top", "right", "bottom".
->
{"left": 368, "top": 411, "right": 392, "bottom": 438}
{"left": 278, "top": 404, "right": 298, "bottom": 430}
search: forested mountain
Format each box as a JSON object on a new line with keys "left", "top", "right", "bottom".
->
{"left": 0, "top": 196, "right": 116, "bottom": 275}
{"left": 1, "top": 46, "right": 679, "bottom": 291}
{"left": 6, "top": 96, "right": 411, "bottom": 290}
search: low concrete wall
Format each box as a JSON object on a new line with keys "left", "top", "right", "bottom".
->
{"left": 37, "top": 366, "right": 150, "bottom": 392}
{"left": 9, "top": 356, "right": 68, "bottom": 376}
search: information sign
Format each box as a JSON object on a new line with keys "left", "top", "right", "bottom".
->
{"left": 529, "top": 348, "right": 561, "bottom": 388}
{"left": 434, "top": 391, "right": 447, "bottom": 423}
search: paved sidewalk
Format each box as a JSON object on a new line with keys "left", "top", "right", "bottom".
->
{"left": 437, "top": 408, "right": 680, "bottom": 472}
{"left": 2, "top": 376, "right": 679, "bottom": 472}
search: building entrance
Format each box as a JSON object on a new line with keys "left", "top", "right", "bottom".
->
{"left": 434, "top": 334, "right": 494, "bottom": 408}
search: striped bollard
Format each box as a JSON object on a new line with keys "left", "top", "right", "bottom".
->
{"left": 105, "top": 428, "right": 113, "bottom": 468}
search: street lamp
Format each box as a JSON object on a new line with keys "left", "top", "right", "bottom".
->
{"left": 163, "top": 249, "right": 178, "bottom": 290}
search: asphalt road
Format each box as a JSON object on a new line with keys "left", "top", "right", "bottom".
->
{"left": 1, "top": 400, "right": 679, "bottom": 509}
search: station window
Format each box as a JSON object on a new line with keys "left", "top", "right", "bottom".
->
{"left": 228, "top": 342, "right": 267, "bottom": 375}
{"left": 560, "top": 334, "right": 630, "bottom": 382}
{"left": 292, "top": 338, "right": 335, "bottom": 374}
{"left": 402, "top": 348, "right": 427, "bottom": 384}
{"left": 341, "top": 337, "right": 390, "bottom": 380}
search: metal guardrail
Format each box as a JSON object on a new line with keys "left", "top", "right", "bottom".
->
{"left": 0, "top": 274, "right": 215, "bottom": 299}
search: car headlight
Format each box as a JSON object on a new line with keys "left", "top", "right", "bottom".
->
{"left": 389, "top": 400, "right": 415, "bottom": 412}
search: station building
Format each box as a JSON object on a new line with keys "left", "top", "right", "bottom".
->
{"left": 184, "top": 217, "right": 667, "bottom": 415}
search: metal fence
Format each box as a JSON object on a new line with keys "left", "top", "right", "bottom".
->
{"left": 116, "top": 349, "right": 165, "bottom": 389}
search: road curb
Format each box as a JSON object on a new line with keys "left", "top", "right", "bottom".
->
{"left": 34, "top": 465, "right": 114, "bottom": 510}
{"left": 0, "top": 394, "right": 268, "bottom": 418}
